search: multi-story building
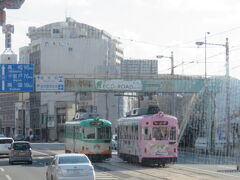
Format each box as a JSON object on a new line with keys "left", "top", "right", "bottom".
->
{"left": 121, "top": 59, "right": 158, "bottom": 77}
{"left": 20, "top": 18, "right": 124, "bottom": 141}
{"left": 0, "top": 48, "right": 19, "bottom": 137}
{"left": 120, "top": 59, "right": 158, "bottom": 115}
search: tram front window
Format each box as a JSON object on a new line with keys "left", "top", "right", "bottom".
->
{"left": 170, "top": 127, "right": 177, "bottom": 140}
{"left": 153, "top": 127, "right": 169, "bottom": 140}
{"left": 97, "top": 127, "right": 111, "bottom": 139}
{"left": 84, "top": 127, "right": 95, "bottom": 139}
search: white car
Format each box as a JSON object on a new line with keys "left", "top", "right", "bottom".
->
{"left": 46, "top": 154, "right": 96, "bottom": 180}
{"left": 0, "top": 137, "right": 14, "bottom": 155}
{"left": 194, "top": 137, "right": 207, "bottom": 152}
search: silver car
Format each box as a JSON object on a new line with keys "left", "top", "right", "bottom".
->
{"left": 46, "top": 154, "right": 96, "bottom": 180}
{"left": 8, "top": 141, "right": 32, "bottom": 164}
{"left": 0, "top": 137, "right": 13, "bottom": 156}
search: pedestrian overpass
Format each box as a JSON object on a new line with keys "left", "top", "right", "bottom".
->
{"left": 0, "top": 63, "right": 225, "bottom": 145}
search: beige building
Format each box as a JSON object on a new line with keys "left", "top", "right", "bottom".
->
{"left": 20, "top": 18, "right": 124, "bottom": 140}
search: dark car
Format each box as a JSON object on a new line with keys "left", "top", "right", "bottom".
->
{"left": 14, "top": 134, "right": 25, "bottom": 141}
{"left": 30, "top": 135, "right": 40, "bottom": 142}
{"left": 9, "top": 141, "right": 32, "bottom": 164}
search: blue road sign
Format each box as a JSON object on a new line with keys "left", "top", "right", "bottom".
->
{"left": 36, "top": 75, "right": 64, "bottom": 92}
{"left": 1, "top": 64, "right": 34, "bottom": 92}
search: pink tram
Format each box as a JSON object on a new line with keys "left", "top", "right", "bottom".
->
{"left": 117, "top": 107, "right": 178, "bottom": 166}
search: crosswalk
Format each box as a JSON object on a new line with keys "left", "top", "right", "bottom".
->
{"left": 96, "top": 171, "right": 119, "bottom": 180}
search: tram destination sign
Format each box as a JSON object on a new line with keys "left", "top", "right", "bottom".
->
{"left": 0, "top": 64, "right": 34, "bottom": 92}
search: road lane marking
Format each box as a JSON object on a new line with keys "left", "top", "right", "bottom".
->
{"left": 5, "top": 175, "right": 12, "bottom": 180}
{"left": 96, "top": 172, "right": 119, "bottom": 180}
{"left": 176, "top": 165, "right": 240, "bottom": 178}
{"left": 32, "top": 150, "right": 52, "bottom": 156}
{"left": 0, "top": 168, "right": 4, "bottom": 172}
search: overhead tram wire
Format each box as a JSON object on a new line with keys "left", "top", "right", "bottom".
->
{"left": 115, "top": 24, "right": 240, "bottom": 55}
{"left": 207, "top": 58, "right": 240, "bottom": 75}
{"left": 159, "top": 61, "right": 195, "bottom": 73}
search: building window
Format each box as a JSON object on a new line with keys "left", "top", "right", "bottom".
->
{"left": 68, "top": 47, "right": 73, "bottom": 52}
{"left": 53, "top": 29, "right": 60, "bottom": 34}
{"left": 57, "top": 115, "right": 66, "bottom": 124}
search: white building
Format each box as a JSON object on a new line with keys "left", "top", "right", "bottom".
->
{"left": 19, "top": 46, "right": 31, "bottom": 64}
{"left": 20, "top": 18, "right": 123, "bottom": 140}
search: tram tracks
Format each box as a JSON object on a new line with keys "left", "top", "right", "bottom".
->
{"left": 94, "top": 154, "right": 231, "bottom": 180}
{"left": 94, "top": 163, "right": 169, "bottom": 180}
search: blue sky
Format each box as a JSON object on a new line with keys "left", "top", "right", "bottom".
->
{"left": 3, "top": 0, "right": 240, "bottom": 78}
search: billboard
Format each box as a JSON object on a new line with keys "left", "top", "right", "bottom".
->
{"left": 95, "top": 79, "right": 143, "bottom": 92}
{"left": 65, "top": 78, "right": 94, "bottom": 92}
{"left": 64, "top": 78, "right": 221, "bottom": 93}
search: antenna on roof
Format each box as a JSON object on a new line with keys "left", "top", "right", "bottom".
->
{"left": 66, "top": 17, "right": 76, "bottom": 23}
{"left": 64, "top": 0, "right": 68, "bottom": 20}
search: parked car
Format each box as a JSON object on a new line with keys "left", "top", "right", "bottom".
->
{"left": 46, "top": 154, "right": 96, "bottom": 180}
{"left": 195, "top": 137, "right": 207, "bottom": 152}
{"left": 0, "top": 134, "right": 5, "bottom": 138}
{"left": 0, "top": 137, "right": 14, "bottom": 156}
{"left": 30, "top": 135, "right": 40, "bottom": 142}
{"left": 14, "top": 134, "right": 25, "bottom": 141}
{"left": 8, "top": 141, "right": 32, "bottom": 164}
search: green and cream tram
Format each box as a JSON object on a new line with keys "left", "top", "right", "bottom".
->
{"left": 64, "top": 116, "right": 112, "bottom": 161}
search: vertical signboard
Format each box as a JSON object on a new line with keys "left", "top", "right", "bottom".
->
{"left": 0, "top": 64, "right": 34, "bottom": 92}
{"left": 3, "top": 64, "right": 34, "bottom": 91}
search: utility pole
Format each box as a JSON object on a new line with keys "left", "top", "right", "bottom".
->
{"left": 45, "top": 114, "right": 48, "bottom": 142}
{"left": 204, "top": 32, "right": 210, "bottom": 79}
{"left": 170, "top": 51, "right": 174, "bottom": 75}
{"left": 204, "top": 32, "right": 210, "bottom": 152}
{"left": 196, "top": 37, "right": 230, "bottom": 155}
{"left": 22, "top": 92, "right": 25, "bottom": 137}
{"left": 225, "top": 38, "right": 231, "bottom": 156}
{"left": 105, "top": 40, "right": 109, "bottom": 120}
{"left": 170, "top": 51, "right": 175, "bottom": 116}
{"left": 156, "top": 51, "right": 175, "bottom": 116}
{"left": 75, "top": 92, "right": 78, "bottom": 113}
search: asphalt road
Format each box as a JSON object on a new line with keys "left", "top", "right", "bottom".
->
{"left": 0, "top": 143, "right": 240, "bottom": 180}
{"left": 0, "top": 148, "right": 118, "bottom": 180}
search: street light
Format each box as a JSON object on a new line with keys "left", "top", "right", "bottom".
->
{"left": 195, "top": 38, "right": 230, "bottom": 155}
{"left": 156, "top": 51, "right": 174, "bottom": 75}
{"left": 156, "top": 51, "right": 175, "bottom": 115}
{"left": 196, "top": 32, "right": 210, "bottom": 79}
